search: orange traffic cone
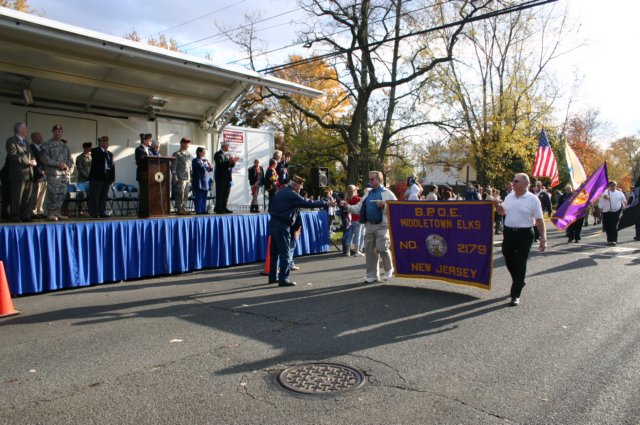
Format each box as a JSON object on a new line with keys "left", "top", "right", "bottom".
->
{"left": 0, "top": 261, "right": 20, "bottom": 318}
{"left": 260, "top": 236, "right": 272, "bottom": 276}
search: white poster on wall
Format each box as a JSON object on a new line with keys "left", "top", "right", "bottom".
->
{"left": 222, "top": 129, "right": 245, "bottom": 176}
{"left": 220, "top": 126, "right": 273, "bottom": 208}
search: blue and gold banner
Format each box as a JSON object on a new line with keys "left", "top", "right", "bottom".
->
{"left": 387, "top": 201, "right": 494, "bottom": 290}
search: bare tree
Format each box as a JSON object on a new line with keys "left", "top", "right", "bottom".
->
{"left": 223, "top": 0, "right": 490, "bottom": 184}
{"left": 431, "top": 1, "right": 571, "bottom": 186}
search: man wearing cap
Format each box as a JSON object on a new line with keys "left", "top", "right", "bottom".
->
{"left": 268, "top": 175, "right": 334, "bottom": 287}
{"left": 213, "top": 141, "right": 239, "bottom": 214}
{"left": 171, "top": 137, "right": 193, "bottom": 215}
{"left": 88, "top": 136, "right": 115, "bottom": 218}
{"left": 5, "top": 122, "right": 37, "bottom": 222}
{"left": 75, "top": 142, "right": 93, "bottom": 183}
{"left": 29, "top": 132, "right": 47, "bottom": 218}
{"left": 134, "top": 133, "right": 153, "bottom": 181}
{"left": 40, "top": 125, "right": 74, "bottom": 221}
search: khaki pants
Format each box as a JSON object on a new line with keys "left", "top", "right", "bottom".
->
{"left": 174, "top": 180, "right": 190, "bottom": 212}
{"left": 364, "top": 222, "right": 393, "bottom": 280}
{"left": 32, "top": 180, "right": 47, "bottom": 215}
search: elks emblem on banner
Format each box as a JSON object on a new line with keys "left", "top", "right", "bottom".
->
{"left": 425, "top": 235, "right": 448, "bottom": 257}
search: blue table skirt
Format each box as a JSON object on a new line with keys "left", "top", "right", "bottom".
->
{"left": 0, "top": 211, "right": 329, "bottom": 296}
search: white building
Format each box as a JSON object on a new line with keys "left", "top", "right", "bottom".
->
{"left": 421, "top": 161, "right": 477, "bottom": 188}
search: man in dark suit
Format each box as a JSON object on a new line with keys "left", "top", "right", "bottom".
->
{"left": 5, "top": 122, "right": 36, "bottom": 222}
{"left": 213, "top": 141, "right": 239, "bottom": 214}
{"left": 134, "top": 133, "right": 153, "bottom": 181}
{"left": 88, "top": 136, "right": 115, "bottom": 218}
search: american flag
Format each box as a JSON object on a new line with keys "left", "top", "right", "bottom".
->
{"left": 532, "top": 129, "right": 559, "bottom": 188}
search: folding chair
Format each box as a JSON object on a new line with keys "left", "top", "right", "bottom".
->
{"left": 126, "top": 184, "right": 139, "bottom": 216}
{"left": 62, "top": 184, "right": 77, "bottom": 217}
{"left": 206, "top": 187, "right": 216, "bottom": 214}
{"left": 75, "top": 181, "right": 90, "bottom": 216}
{"left": 110, "top": 182, "right": 131, "bottom": 217}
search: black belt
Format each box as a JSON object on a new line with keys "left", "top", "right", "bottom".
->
{"left": 503, "top": 226, "right": 533, "bottom": 232}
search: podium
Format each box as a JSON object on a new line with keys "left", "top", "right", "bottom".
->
{"left": 138, "top": 156, "right": 174, "bottom": 218}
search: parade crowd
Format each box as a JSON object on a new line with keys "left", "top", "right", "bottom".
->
{"left": 4, "top": 122, "right": 639, "bottom": 303}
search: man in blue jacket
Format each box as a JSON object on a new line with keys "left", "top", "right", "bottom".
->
{"left": 268, "top": 175, "right": 335, "bottom": 287}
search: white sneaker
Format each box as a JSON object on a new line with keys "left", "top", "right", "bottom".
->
{"left": 383, "top": 269, "right": 394, "bottom": 281}
{"left": 363, "top": 277, "right": 378, "bottom": 284}
{"left": 353, "top": 251, "right": 364, "bottom": 257}
{"left": 510, "top": 297, "right": 520, "bottom": 306}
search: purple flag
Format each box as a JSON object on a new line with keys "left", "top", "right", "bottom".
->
{"left": 387, "top": 201, "right": 494, "bottom": 290}
{"left": 551, "top": 163, "right": 609, "bottom": 231}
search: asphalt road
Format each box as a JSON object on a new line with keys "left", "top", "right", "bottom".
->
{"left": 1, "top": 223, "right": 639, "bottom": 424}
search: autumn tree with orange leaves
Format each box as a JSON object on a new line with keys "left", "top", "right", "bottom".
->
{"left": 0, "top": 0, "right": 32, "bottom": 12}
{"left": 564, "top": 109, "right": 607, "bottom": 175}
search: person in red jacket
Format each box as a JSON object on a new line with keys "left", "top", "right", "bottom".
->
{"left": 341, "top": 184, "right": 364, "bottom": 256}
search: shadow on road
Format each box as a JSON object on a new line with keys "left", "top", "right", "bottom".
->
{"left": 6, "top": 274, "right": 510, "bottom": 375}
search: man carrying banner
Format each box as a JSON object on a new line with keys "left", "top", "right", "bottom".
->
{"left": 557, "top": 184, "right": 583, "bottom": 243}
{"left": 550, "top": 163, "right": 609, "bottom": 235}
{"left": 599, "top": 181, "right": 627, "bottom": 246}
{"left": 495, "top": 173, "right": 546, "bottom": 306}
{"left": 341, "top": 171, "right": 397, "bottom": 283}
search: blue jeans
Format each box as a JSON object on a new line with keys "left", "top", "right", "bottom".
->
{"left": 351, "top": 222, "right": 362, "bottom": 251}
{"left": 269, "top": 219, "right": 292, "bottom": 282}
{"left": 342, "top": 224, "right": 353, "bottom": 254}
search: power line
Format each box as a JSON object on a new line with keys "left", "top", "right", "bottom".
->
{"left": 143, "top": 0, "right": 248, "bottom": 39}
{"left": 178, "top": 7, "right": 303, "bottom": 50}
{"left": 183, "top": 15, "right": 308, "bottom": 53}
{"left": 226, "top": 0, "right": 460, "bottom": 65}
{"left": 257, "top": 0, "right": 559, "bottom": 74}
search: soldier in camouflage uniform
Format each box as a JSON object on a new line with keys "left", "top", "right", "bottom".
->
{"left": 171, "top": 137, "right": 193, "bottom": 215}
{"left": 40, "top": 124, "right": 73, "bottom": 221}
{"left": 75, "top": 142, "right": 92, "bottom": 182}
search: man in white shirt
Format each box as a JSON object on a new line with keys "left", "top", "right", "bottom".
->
{"left": 342, "top": 171, "right": 397, "bottom": 283}
{"left": 599, "top": 181, "right": 627, "bottom": 246}
{"left": 495, "top": 173, "right": 546, "bottom": 306}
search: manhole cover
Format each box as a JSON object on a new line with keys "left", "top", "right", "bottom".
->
{"left": 278, "top": 363, "right": 365, "bottom": 395}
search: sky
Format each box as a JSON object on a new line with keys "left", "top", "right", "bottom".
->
{"left": 21, "top": 0, "right": 640, "bottom": 141}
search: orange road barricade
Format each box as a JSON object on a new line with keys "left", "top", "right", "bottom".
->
{"left": 260, "top": 236, "right": 272, "bottom": 276}
{"left": 0, "top": 261, "right": 20, "bottom": 318}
